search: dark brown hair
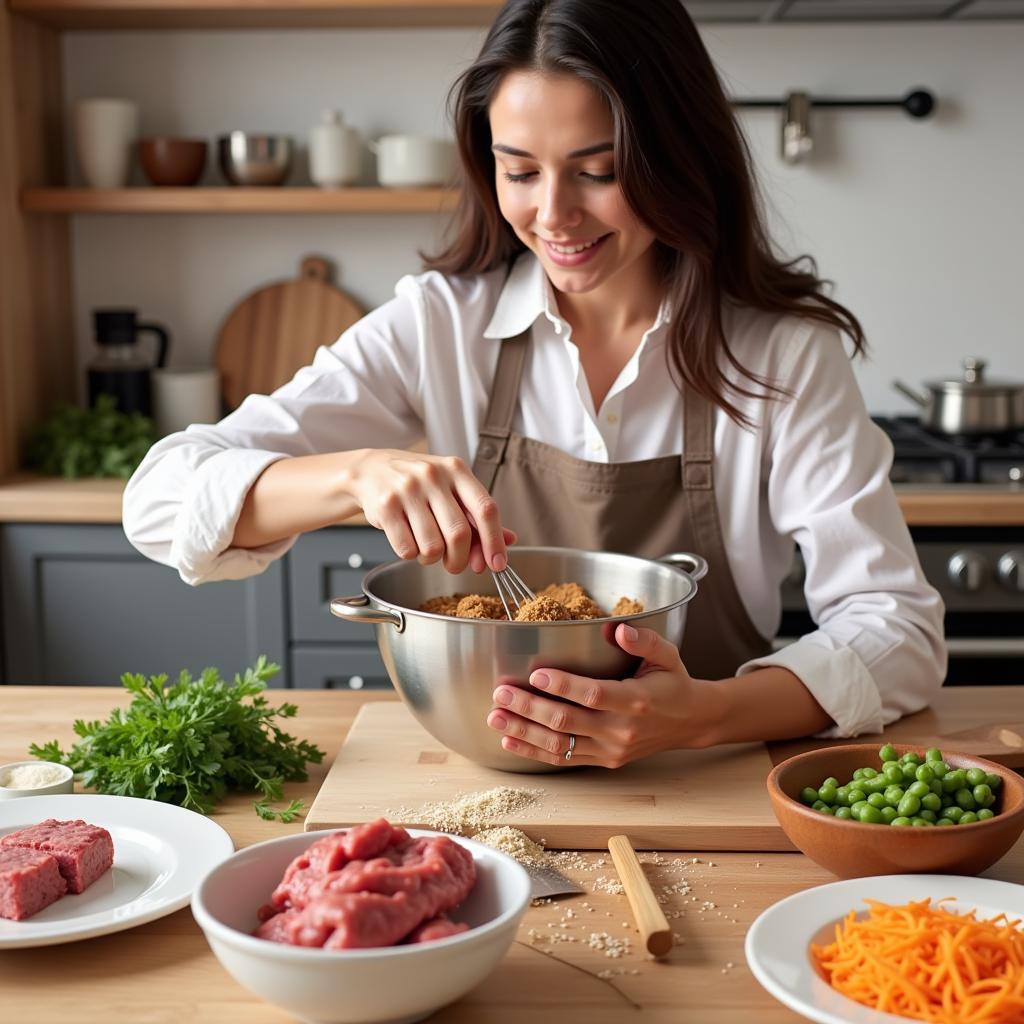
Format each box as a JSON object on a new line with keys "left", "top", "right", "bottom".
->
{"left": 424, "top": 0, "right": 866, "bottom": 424}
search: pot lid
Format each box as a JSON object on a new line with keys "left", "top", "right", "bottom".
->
{"left": 929, "top": 358, "right": 1024, "bottom": 394}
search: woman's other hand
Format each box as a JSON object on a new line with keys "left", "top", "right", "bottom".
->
{"left": 485, "top": 625, "right": 713, "bottom": 768}
{"left": 343, "top": 448, "right": 514, "bottom": 574}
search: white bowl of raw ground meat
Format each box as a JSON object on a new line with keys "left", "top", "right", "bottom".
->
{"left": 191, "top": 821, "right": 531, "bottom": 1024}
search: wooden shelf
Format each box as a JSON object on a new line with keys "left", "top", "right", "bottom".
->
{"left": 21, "top": 186, "right": 459, "bottom": 214}
{"left": 8, "top": 0, "right": 502, "bottom": 30}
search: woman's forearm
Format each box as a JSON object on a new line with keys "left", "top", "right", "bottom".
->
{"left": 699, "top": 667, "right": 834, "bottom": 745}
{"left": 232, "top": 451, "right": 363, "bottom": 549}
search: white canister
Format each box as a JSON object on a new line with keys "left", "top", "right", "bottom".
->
{"left": 73, "top": 98, "right": 140, "bottom": 188}
{"left": 371, "top": 135, "right": 457, "bottom": 188}
{"left": 309, "top": 110, "right": 362, "bottom": 188}
{"left": 151, "top": 367, "right": 222, "bottom": 436}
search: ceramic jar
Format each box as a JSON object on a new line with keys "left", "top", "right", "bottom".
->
{"left": 309, "top": 110, "right": 362, "bottom": 188}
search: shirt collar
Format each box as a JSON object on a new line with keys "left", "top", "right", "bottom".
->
{"left": 482, "top": 250, "right": 674, "bottom": 339}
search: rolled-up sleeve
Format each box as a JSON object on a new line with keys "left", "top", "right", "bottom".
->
{"left": 735, "top": 325, "right": 947, "bottom": 736}
{"left": 123, "top": 290, "right": 424, "bottom": 585}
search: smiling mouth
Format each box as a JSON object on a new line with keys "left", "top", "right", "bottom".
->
{"left": 545, "top": 237, "right": 606, "bottom": 254}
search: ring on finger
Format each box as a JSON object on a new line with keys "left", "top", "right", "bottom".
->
{"left": 565, "top": 733, "right": 576, "bottom": 761}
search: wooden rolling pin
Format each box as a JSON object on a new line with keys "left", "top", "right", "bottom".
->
{"left": 608, "top": 834, "right": 673, "bottom": 958}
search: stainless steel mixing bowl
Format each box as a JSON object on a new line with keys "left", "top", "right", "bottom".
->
{"left": 330, "top": 547, "right": 706, "bottom": 773}
{"left": 217, "top": 132, "right": 293, "bottom": 186}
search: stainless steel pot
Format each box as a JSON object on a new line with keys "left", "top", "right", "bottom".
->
{"left": 893, "top": 358, "right": 1024, "bottom": 436}
{"left": 330, "top": 546, "right": 706, "bottom": 773}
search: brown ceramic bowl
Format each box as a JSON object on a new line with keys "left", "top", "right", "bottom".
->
{"left": 138, "top": 137, "right": 207, "bottom": 186}
{"left": 767, "top": 743, "right": 1024, "bottom": 879}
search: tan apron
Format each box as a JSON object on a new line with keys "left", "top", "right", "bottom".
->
{"left": 471, "top": 328, "right": 772, "bottom": 680}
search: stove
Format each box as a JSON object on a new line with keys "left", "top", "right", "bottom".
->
{"left": 875, "top": 415, "right": 1024, "bottom": 486}
{"left": 778, "top": 417, "right": 1024, "bottom": 685}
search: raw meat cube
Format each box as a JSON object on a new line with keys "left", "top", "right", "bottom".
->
{"left": 1, "top": 818, "right": 114, "bottom": 894}
{"left": 0, "top": 847, "right": 67, "bottom": 920}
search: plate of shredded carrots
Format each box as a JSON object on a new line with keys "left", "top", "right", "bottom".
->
{"left": 745, "top": 874, "right": 1024, "bottom": 1024}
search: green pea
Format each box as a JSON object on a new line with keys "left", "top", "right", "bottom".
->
{"left": 851, "top": 800, "right": 870, "bottom": 819}
{"left": 902, "top": 764, "right": 920, "bottom": 782}
{"left": 898, "top": 793, "right": 921, "bottom": 817}
{"left": 977, "top": 808, "right": 995, "bottom": 821}
{"left": 985, "top": 772, "right": 1002, "bottom": 790}
{"left": 884, "top": 785, "right": 905, "bottom": 807}
{"left": 890, "top": 816, "right": 913, "bottom": 826}
{"left": 943, "top": 806, "right": 964, "bottom": 822}
{"left": 925, "top": 747, "right": 943, "bottom": 763}
{"left": 863, "top": 777, "right": 888, "bottom": 795}
{"left": 919, "top": 809, "right": 938, "bottom": 823}
{"left": 958, "top": 811, "right": 979, "bottom": 824}
{"left": 800, "top": 787, "right": 820, "bottom": 805}
{"left": 972, "top": 784, "right": 995, "bottom": 808}
{"left": 931, "top": 761, "right": 950, "bottom": 776}
{"left": 859, "top": 805, "right": 884, "bottom": 824}
{"left": 880, "top": 806, "right": 898, "bottom": 823}
{"left": 935, "top": 818, "right": 955, "bottom": 826}
{"left": 942, "top": 769, "right": 967, "bottom": 793}
{"left": 867, "top": 792, "right": 888, "bottom": 809}
{"left": 921, "top": 793, "right": 942, "bottom": 812}
{"left": 965, "top": 767, "right": 987, "bottom": 787}
{"left": 822, "top": 776, "right": 840, "bottom": 789}
{"left": 834, "top": 806, "right": 854, "bottom": 819}
{"left": 814, "top": 804, "right": 833, "bottom": 814}
{"left": 955, "top": 788, "right": 976, "bottom": 811}
{"left": 907, "top": 780, "right": 931, "bottom": 799}
{"left": 860, "top": 767, "right": 878, "bottom": 779}
{"left": 884, "top": 765, "right": 904, "bottom": 784}
{"left": 879, "top": 744, "right": 897, "bottom": 762}
{"left": 902, "top": 752, "right": 921, "bottom": 764}
{"left": 818, "top": 783, "right": 838, "bottom": 804}
{"left": 915, "top": 764, "right": 935, "bottom": 784}
{"left": 930, "top": 779, "right": 945, "bottom": 796}
{"left": 835, "top": 785, "right": 851, "bottom": 806}
{"left": 847, "top": 789, "right": 867, "bottom": 806}
{"left": 911, "top": 817, "right": 932, "bottom": 827}
{"left": 852, "top": 768, "right": 865, "bottom": 780}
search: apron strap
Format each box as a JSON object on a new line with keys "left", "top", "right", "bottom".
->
{"left": 472, "top": 327, "right": 530, "bottom": 491}
{"left": 682, "top": 384, "right": 724, "bottom": 582}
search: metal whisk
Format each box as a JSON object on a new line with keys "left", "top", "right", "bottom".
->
{"left": 491, "top": 563, "right": 537, "bottom": 620}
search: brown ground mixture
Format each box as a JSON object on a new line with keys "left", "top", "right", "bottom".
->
{"left": 419, "top": 581, "right": 644, "bottom": 622}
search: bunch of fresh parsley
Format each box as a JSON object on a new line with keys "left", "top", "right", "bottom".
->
{"left": 29, "top": 657, "right": 325, "bottom": 822}
{"left": 27, "top": 394, "right": 157, "bottom": 479}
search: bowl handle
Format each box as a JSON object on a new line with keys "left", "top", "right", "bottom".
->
{"left": 329, "top": 594, "right": 405, "bottom": 632}
{"left": 658, "top": 552, "right": 708, "bottom": 582}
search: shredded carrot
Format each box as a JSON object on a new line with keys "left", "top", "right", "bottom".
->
{"left": 810, "top": 897, "right": 1024, "bottom": 1024}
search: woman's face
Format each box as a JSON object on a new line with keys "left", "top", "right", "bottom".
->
{"left": 489, "top": 70, "right": 657, "bottom": 297}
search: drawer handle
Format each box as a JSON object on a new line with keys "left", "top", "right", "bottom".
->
{"left": 330, "top": 594, "right": 405, "bottom": 632}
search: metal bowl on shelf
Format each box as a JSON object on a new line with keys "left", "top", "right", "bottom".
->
{"left": 217, "top": 132, "right": 293, "bottom": 186}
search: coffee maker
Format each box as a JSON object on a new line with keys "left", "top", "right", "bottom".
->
{"left": 86, "top": 309, "right": 171, "bottom": 417}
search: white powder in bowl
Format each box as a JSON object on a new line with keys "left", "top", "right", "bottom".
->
{"left": 0, "top": 763, "right": 68, "bottom": 789}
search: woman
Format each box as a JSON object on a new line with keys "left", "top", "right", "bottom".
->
{"left": 123, "top": 0, "right": 945, "bottom": 769}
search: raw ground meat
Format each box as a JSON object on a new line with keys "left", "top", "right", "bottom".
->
{"left": 1, "top": 818, "right": 114, "bottom": 894}
{"left": 404, "top": 915, "right": 470, "bottom": 943}
{"left": 0, "top": 847, "right": 67, "bottom": 920}
{"left": 255, "top": 818, "right": 476, "bottom": 949}
{"left": 419, "top": 580, "right": 644, "bottom": 622}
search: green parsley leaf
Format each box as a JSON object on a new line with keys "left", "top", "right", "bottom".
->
{"left": 29, "top": 656, "right": 325, "bottom": 820}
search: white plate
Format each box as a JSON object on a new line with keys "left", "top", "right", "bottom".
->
{"left": 0, "top": 793, "right": 234, "bottom": 948}
{"left": 745, "top": 873, "right": 1024, "bottom": 1024}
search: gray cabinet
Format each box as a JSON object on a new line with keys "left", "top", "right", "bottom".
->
{"left": 1, "top": 524, "right": 286, "bottom": 687}
{"left": 0, "top": 523, "right": 392, "bottom": 691}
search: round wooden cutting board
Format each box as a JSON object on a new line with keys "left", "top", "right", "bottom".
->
{"left": 214, "top": 255, "right": 364, "bottom": 410}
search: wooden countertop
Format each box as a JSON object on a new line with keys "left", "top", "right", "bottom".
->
{"left": 1, "top": 473, "right": 1023, "bottom": 526}
{"left": 1, "top": 685, "right": 1022, "bottom": 1023}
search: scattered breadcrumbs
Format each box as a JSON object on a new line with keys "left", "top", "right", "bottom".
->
{"left": 392, "top": 785, "right": 543, "bottom": 835}
{"left": 587, "top": 931, "right": 632, "bottom": 958}
{"left": 593, "top": 876, "right": 626, "bottom": 895}
{"left": 471, "top": 825, "right": 549, "bottom": 866}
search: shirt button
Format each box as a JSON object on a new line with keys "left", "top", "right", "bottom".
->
{"left": 606, "top": 413, "right": 618, "bottom": 424}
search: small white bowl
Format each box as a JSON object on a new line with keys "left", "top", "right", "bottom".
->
{"left": 191, "top": 827, "right": 531, "bottom": 1024}
{"left": 0, "top": 760, "right": 74, "bottom": 800}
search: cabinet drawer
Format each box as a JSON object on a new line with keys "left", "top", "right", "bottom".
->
{"left": 289, "top": 527, "right": 393, "bottom": 643}
{"left": 290, "top": 644, "right": 392, "bottom": 691}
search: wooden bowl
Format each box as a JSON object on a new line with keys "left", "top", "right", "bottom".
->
{"left": 767, "top": 743, "right": 1024, "bottom": 879}
{"left": 138, "top": 137, "right": 207, "bottom": 186}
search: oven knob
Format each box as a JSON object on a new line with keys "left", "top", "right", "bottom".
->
{"left": 997, "top": 550, "right": 1024, "bottom": 592}
{"left": 947, "top": 551, "right": 987, "bottom": 592}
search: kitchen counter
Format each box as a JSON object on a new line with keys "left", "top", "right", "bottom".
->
{"left": 2, "top": 473, "right": 1023, "bottom": 526}
{"left": 1, "top": 685, "right": 1022, "bottom": 1023}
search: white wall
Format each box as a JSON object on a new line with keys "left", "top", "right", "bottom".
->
{"left": 63, "top": 21, "right": 1024, "bottom": 412}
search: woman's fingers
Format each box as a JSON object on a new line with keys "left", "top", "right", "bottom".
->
{"left": 524, "top": 667, "right": 648, "bottom": 715}
{"left": 453, "top": 472, "right": 507, "bottom": 571}
{"left": 499, "top": 732, "right": 595, "bottom": 767}
{"left": 487, "top": 708, "right": 580, "bottom": 758}
{"left": 614, "top": 623, "right": 686, "bottom": 674}
{"left": 491, "top": 684, "right": 599, "bottom": 735}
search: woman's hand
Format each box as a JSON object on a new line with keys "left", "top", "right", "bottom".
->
{"left": 486, "top": 624, "right": 716, "bottom": 768}
{"left": 341, "top": 449, "right": 514, "bottom": 574}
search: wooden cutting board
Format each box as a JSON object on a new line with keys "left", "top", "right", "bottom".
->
{"left": 305, "top": 702, "right": 793, "bottom": 852}
{"left": 214, "top": 254, "right": 364, "bottom": 410}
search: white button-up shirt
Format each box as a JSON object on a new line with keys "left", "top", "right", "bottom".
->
{"left": 123, "top": 253, "right": 946, "bottom": 738}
